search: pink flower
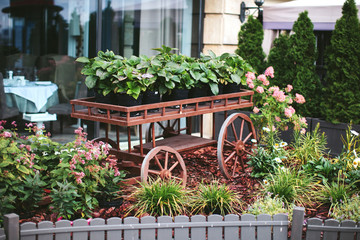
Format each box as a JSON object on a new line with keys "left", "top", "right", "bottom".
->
{"left": 248, "top": 83, "right": 254, "bottom": 89}
{"left": 284, "top": 126, "right": 289, "bottom": 131}
{"left": 26, "top": 145, "right": 31, "bottom": 151}
{"left": 272, "top": 126, "right": 276, "bottom": 131}
{"left": 269, "top": 86, "right": 279, "bottom": 92}
{"left": 245, "top": 72, "right": 256, "bottom": 80}
{"left": 275, "top": 116, "right": 281, "bottom": 122}
{"left": 57, "top": 216, "right": 63, "bottom": 221}
{"left": 3, "top": 131, "right": 11, "bottom": 138}
{"left": 284, "top": 106, "right": 295, "bottom": 118}
{"left": 300, "top": 128, "right": 306, "bottom": 134}
{"left": 273, "top": 90, "right": 285, "bottom": 102}
{"left": 25, "top": 123, "right": 33, "bottom": 127}
{"left": 253, "top": 107, "right": 260, "bottom": 113}
{"left": 295, "top": 93, "right": 306, "bottom": 104}
{"left": 285, "top": 85, "right": 293, "bottom": 92}
{"left": 265, "top": 66, "right": 275, "bottom": 78}
{"left": 300, "top": 117, "right": 307, "bottom": 125}
{"left": 0, "top": 126, "right": 3, "bottom": 130}
{"left": 263, "top": 80, "right": 270, "bottom": 86}
{"left": 257, "top": 74, "right": 267, "bottom": 82}
{"left": 256, "top": 86, "right": 264, "bottom": 94}
{"left": 288, "top": 97, "right": 293, "bottom": 104}
{"left": 246, "top": 79, "right": 253, "bottom": 85}
{"left": 11, "top": 121, "right": 17, "bottom": 127}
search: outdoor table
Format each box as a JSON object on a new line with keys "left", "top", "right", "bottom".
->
{"left": 4, "top": 80, "right": 59, "bottom": 113}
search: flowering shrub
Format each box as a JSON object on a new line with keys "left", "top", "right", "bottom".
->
{"left": 246, "top": 67, "right": 308, "bottom": 147}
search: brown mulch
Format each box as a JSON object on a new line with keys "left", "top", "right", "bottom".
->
{"left": 18, "top": 146, "right": 330, "bottom": 224}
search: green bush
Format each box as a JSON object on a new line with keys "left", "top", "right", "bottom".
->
{"left": 236, "top": 16, "right": 266, "bottom": 73}
{"left": 191, "top": 180, "right": 241, "bottom": 215}
{"left": 322, "top": 0, "right": 360, "bottom": 124}
{"left": 129, "top": 178, "right": 190, "bottom": 217}
{"left": 331, "top": 194, "right": 360, "bottom": 222}
{"left": 244, "top": 194, "right": 292, "bottom": 218}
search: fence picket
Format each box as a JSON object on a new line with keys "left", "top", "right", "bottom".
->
{"left": 158, "top": 216, "right": 173, "bottom": 240}
{"left": 124, "top": 217, "right": 139, "bottom": 240}
{"left": 305, "top": 218, "right": 323, "bottom": 240}
{"left": 140, "top": 216, "right": 155, "bottom": 240}
{"left": 273, "top": 213, "right": 288, "bottom": 240}
{"left": 174, "top": 215, "right": 189, "bottom": 240}
{"left": 72, "top": 219, "right": 88, "bottom": 240}
{"left": 208, "top": 215, "right": 223, "bottom": 240}
{"left": 191, "top": 215, "right": 206, "bottom": 240}
{"left": 55, "top": 220, "right": 72, "bottom": 240}
{"left": 107, "top": 218, "right": 123, "bottom": 240}
{"left": 241, "top": 214, "right": 256, "bottom": 240}
{"left": 357, "top": 223, "right": 360, "bottom": 240}
{"left": 339, "top": 220, "right": 356, "bottom": 240}
{"left": 257, "top": 214, "right": 271, "bottom": 240}
{"left": 224, "top": 214, "right": 239, "bottom": 240}
{"left": 323, "top": 219, "right": 340, "bottom": 240}
{"left": 20, "top": 222, "right": 37, "bottom": 240}
{"left": 38, "top": 221, "right": 54, "bottom": 240}
{"left": 0, "top": 228, "right": 5, "bottom": 240}
{"left": 89, "top": 218, "right": 105, "bottom": 240}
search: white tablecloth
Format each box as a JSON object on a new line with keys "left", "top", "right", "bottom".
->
{"left": 4, "top": 81, "right": 59, "bottom": 112}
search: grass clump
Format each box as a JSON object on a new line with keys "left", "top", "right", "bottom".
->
{"left": 129, "top": 178, "right": 190, "bottom": 217}
{"left": 331, "top": 194, "right": 360, "bottom": 222}
{"left": 191, "top": 180, "right": 242, "bottom": 215}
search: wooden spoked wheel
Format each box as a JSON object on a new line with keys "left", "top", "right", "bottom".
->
{"left": 141, "top": 146, "right": 187, "bottom": 186}
{"left": 145, "top": 120, "right": 181, "bottom": 143}
{"left": 217, "top": 113, "right": 257, "bottom": 179}
{"left": 91, "top": 137, "right": 118, "bottom": 149}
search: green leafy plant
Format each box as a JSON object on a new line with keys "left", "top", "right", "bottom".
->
{"left": 191, "top": 180, "right": 241, "bottom": 215}
{"left": 236, "top": 15, "right": 266, "bottom": 73}
{"left": 247, "top": 146, "right": 287, "bottom": 178}
{"left": 244, "top": 194, "right": 292, "bottom": 218}
{"left": 261, "top": 167, "right": 317, "bottom": 207}
{"left": 129, "top": 178, "right": 190, "bottom": 217}
{"left": 290, "top": 123, "right": 328, "bottom": 165}
{"left": 331, "top": 194, "right": 360, "bottom": 222}
{"left": 302, "top": 157, "right": 341, "bottom": 184}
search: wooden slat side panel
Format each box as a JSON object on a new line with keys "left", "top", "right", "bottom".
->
{"left": 306, "top": 218, "right": 323, "bottom": 240}
{"left": 38, "top": 222, "right": 54, "bottom": 240}
{"left": 55, "top": 221, "right": 71, "bottom": 240}
{"left": 323, "top": 219, "right": 340, "bottom": 240}
{"left": 190, "top": 215, "right": 206, "bottom": 240}
{"left": 72, "top": 219, "right": 88, "bottom": 240}
{"left": 241, "top": 214, "right": 256, "bottom": 240}
{"left": 257, "top": 214, "right": 272, "bottom": 240}
{"left": 224, "top": 214, "right": 239, "bottom": 240}
{"left": 124, "top": 217, "right": 139, "bottom": 240}
{"left": 208, "top": 215, "right": 223, "bottom": 240}
{"left": 174, "top": 215, "right": 189, "bottom": 240}
{"left": 339, "top": 220, "right": 356, "bottom": 240}
{"left": 273, "top": 213, "right": 288, "bottom": 240}
{"left": 21, "top": 222, "right": 37, "bottom": 240}
{"left": 158, "top": 216, "right": 173, "bottom": 240}
{"left": 140, "top": 216, "right": 156, "bottom": 240}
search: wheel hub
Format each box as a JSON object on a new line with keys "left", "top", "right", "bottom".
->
{"left": 235, "top": 140, "right": 245, "bottom": 156}
{"left": 160, "top": 169, "right": 171, "bottom": 179}
{"left": 163, "top": 126, "right": 177, "bottom": 138}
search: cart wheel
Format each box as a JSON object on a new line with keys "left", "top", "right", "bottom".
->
{"left": 141, "top": 146, "right": 187, "bottom": 186}
{"left": 92, "top": 137, "right": 118, "bottom": 149}
{"left": 145, "top": 120, "right": 180, "bottom": 142}
{"left": 217, "top": 113, "right": 256, "bottom": 179}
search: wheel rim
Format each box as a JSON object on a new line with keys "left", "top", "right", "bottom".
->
{"left": 217, "top": 113, "right": 256, "bottom": 179}
{"left": 145, "top": 120, "right": 180, "bottom": 142}
{"left": 141, "top": 146, "right": 187, "bottom": 186}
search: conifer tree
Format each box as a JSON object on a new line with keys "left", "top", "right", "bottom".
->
{"left": 236, "top": 16, "right": 266, "bottom": 73}
{"left": 289, "top": 11, "right": 322, "bottom": 117}
{"left": 322, "top": 0, "right": 360, "bottom": 124}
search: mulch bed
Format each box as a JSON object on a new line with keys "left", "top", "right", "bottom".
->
{"left": 18, "top": 146, "right": 330, "bottom": 224}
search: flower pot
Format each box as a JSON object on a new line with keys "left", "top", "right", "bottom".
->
{"left": 142, "top": 90, "right": 160, "bottom": 112}
{"left": 189, "top": 86, "right": 209, "bottom": 105}
{"left": 95, "top": 91, "right": 117, "bottom": 114}
{"left": 162, "top": 89, "right": 189, "bottom": 108}
{"left": 208, "top": 84, "right": 223, "bottom": 103}
{"left": 224, "top": 83, "right": 240, "bottom": 100}
{"left": 116, "top": 93, "right": 143, "bottom": 117}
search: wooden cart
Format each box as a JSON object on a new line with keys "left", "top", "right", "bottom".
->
{"left": 70, "top": 90, "right": 257, "bottom": 186}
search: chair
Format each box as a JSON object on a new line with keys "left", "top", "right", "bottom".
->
{"left": 48, "top": 80, "right": 87, "bottom": 133}
{"left": 0, "top": 73, "right": 19, "bottom": 120}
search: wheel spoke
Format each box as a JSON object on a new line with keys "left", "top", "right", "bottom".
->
{"left": 171, "top": 119, "right": 178, "bottom": 128}
{"left": 148, "top": 169, "right": 161, "bottom": 175}
{"left": 243, "top": 149, "right": 252, "bottom": 155}
{"left": 157, "top": 122, "right": 166, "bottom": 131}
{"left": 164, "top": 152, "right": 169, "bottom": 169}
{"left": 231, "top": 155, "right": 238, "bottom": 177}
{"left": 154, "top": 156, "right": 164, "bottom": 170}
{"left": 224, "top": 151, "right": 237, "bottom": 163}
{"left": 168, "top": 161, "right": 179, "bottom": 172}
{"left": 170, "top": 176, "right": 183, "bottom": 181}
{"left": 224, "top": 139, "right": 236, "bottom": 147}
{"left": 243, "top": 132, "right": 253, "bottom": 143}
{"left": 231, "top": 123, "right": 238, "bottom": 142}
{"left": 239, "top": 119, "right": 244, "bottom": 140}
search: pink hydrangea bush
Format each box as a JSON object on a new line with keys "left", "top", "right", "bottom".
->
{"left": 246, "top": 67, "right": 308, "bottom": 147}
